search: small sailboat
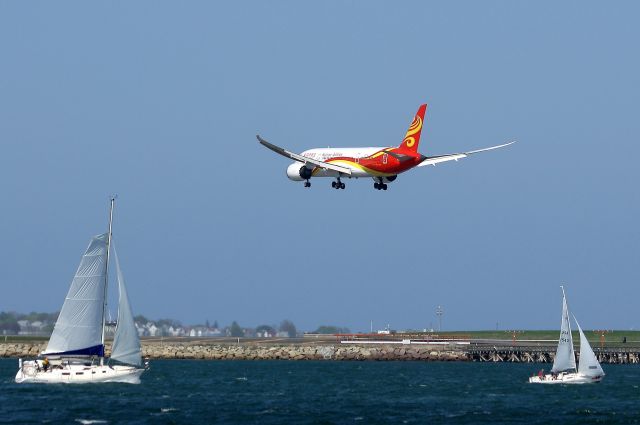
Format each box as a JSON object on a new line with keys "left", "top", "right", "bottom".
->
{"left": 15, "top": 197, "right": 146, "bottom": 384}
{"left": 528, "top": 286, "right": 604, "bottom": 384}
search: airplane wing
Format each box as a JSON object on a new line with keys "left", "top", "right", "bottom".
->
{"left": 257, "top": 135, "right": 352, "bottom": 175}
{"left": 418, "top": 141, "right": 515, "bottom": 167}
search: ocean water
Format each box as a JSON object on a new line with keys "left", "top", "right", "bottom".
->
{"left": 1, "top": 359, "right": 640, "bottom": 424}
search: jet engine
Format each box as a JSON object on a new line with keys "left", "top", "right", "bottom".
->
{"left": 286, "top": 163, "right": 313, "bottom": 181}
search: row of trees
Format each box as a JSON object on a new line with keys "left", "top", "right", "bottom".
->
{"left": 229, "top": 319, "right": 297, "bottom": 337}
{"left": 228, "top": 322, "right": 351, "bottom": 337}
{"left": 1, "top": 311, "right": 350, "bottom": 337}
{"left": 0, "top": 311, "right": 58, "bottom": 334}
{"left": 312, "top": 325, "right": 351, "bottom": 334}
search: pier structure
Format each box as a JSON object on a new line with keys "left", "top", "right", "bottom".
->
{"left": 334, "top": 332, "right": 640, "bottom": 364}
{"left": 466, "top": 344, "right": 640, "bottom": 364}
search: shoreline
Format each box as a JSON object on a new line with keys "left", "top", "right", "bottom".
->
{"left": 3, "top": 339, "right": 638, "bottom": 364}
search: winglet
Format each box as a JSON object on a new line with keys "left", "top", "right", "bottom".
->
{"left": 257, "top": 134, "right": 286, "bottom": 156}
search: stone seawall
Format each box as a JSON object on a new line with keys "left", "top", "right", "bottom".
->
{"left": 0, "top": 342, "right": 468, "bottom": 361}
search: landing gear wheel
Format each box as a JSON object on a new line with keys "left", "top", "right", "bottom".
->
{"left": 304, "top": 181, "right": 311, "bottom": 188}
{"left": 373, "top": 178, "right": 388, "bottom": 190}
{"left": 340, "top": 182, "right": 345, "bottom": 189}
{"left": 331, "top": 181, "right": 336, "bottom": 188}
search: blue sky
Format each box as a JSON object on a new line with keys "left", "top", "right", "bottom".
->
{"left": 1, "top": 1, "right": 639, "bottom": 332}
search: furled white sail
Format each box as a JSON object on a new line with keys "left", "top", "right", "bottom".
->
{"left": 110, "top": 243, "right": 142, "bottom": 366}
{"left": 44, "top": 233, "right": 108, "bottom": 356}
{"left": 574, "top": 318, "right": 604, "bottom": 378}
{"left": 551, "top": 288, "right": 576, "bottom": 373}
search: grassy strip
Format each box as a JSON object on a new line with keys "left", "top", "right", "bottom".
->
{"left": 443, "top": 330, "right": 640, "bottom": 344}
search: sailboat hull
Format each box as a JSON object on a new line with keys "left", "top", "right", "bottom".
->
{"left": 15, "top": 360, "right": 144, "bottom": 384}
{"left": 528, "top": 372, "right": 603, "bottom": 384}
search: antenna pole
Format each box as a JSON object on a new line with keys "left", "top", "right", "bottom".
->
{"left": 101, "top": 196, "right": 116, "bottom": 362}
{"left": 436, "top": 305, "right": 444, "bottom": 332}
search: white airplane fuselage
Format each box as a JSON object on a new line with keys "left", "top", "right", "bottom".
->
{"left": 287, "top": 147, "right": 389, "bottom": 180}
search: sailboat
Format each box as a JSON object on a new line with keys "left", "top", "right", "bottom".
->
{"left": 528, "top": 286, "right": 604, "bottom": 384}
{"left": 15, "top": 197, "right": 146, "bottom": 384}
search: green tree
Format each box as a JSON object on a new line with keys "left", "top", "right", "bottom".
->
{"left": 279, "top": 319, "right": 297, "bottom": 338}
{"left": 230, "top": 321, "right": 243, "bottom": 337}
{"left": 0, "top": 312, "right": 19, "bottom": 334}
{"left": 313, "top": 325, "right": 350, "bottom": 334}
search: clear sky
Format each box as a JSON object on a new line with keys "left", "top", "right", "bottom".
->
{"left": 1, "top": 1, "right": 639, "bottom": 332}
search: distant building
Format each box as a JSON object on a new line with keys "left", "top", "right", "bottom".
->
{"left": 147, "top": 323, "right": 158, "bottom": 337}
{"left": 17, "top": 319, "right": 51, "bottom": 336}
{"left": 167, "top": 326, "right": 184, "bottom": 337}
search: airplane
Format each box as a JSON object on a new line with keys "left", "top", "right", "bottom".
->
{"left": 257, "top": 104, "right": 514, "bottom": 190}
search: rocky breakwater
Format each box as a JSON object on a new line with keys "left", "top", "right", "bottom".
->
{"left": 142, "top": 343, "right": 469, "bottom": 361}
{"left": 0, "top": 342, "right": 47, "bottom": 358}
{"left": 0, "top": 342, "right": 469, "bottom": 361}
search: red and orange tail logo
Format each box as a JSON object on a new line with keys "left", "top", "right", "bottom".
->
{"left": 398, "top": 104, "right": 427, "bottom": 152}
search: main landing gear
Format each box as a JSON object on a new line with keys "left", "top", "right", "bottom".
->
{"left": 374, "top": 178, "right": 388, "bottom": 190}
{"left": 332, "top": 178, "right": 345, "bottom": 190}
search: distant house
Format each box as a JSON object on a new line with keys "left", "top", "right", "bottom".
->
{"left": 146, "top": 323, "right": 158, "bottom": 337}
{"left": 189, "top": 328, "right": 205, "bottom": 337}
{"left": 135, "top": 322, "right": 159, "bottom": 337}
{"left": 167, "top": 326, "right": 184, "bottom": 337}
{"left": 16, "top": 320, "right": 51, "bottom": 336}
{"left": 206, "top": 327, "right": 222, "bottom": 337}
{"left": 255, "top": 325, "right": 276, "bottom": 338}
{"left": 17, "top": 320, "right": 29, "bottom": 334}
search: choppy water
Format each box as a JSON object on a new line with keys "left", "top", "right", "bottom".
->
{"left": 2, "top": 358, "right": 640, "bottom": 424}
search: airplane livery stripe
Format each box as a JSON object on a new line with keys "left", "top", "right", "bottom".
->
{"left": 326, "top": 159, "right": 396, "bottom": 177}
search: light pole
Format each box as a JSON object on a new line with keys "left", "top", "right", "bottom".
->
{"left": 436, "top": 305, "right": 444, "bottom": 332}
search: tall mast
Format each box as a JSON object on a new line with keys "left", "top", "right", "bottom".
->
{"left": 560, "top": 284, "right": 576, "bottom": 372}
{"left": 101, "top": 196, "right": 116, "bottom": 358}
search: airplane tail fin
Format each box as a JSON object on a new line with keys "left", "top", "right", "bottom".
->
{"left": 398, "top": 104, "right": 427, "bottom": 152}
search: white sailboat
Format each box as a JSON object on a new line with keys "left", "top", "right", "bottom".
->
{"left": 529, "top": 286, "right": 604, "bottom": 384}
{"left": 15, "top": 197, "right": 146, "bottom": 384}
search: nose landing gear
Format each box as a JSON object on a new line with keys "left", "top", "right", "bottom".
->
{"left": 304, "top": 180, "right": 311, "bottom": 188}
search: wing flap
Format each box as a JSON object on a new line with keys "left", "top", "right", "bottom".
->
{"left": 257, "top": 135, "right": 352, "bottom": 175}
